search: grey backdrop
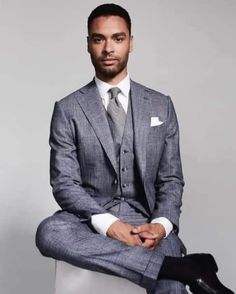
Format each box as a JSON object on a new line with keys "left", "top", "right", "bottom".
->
{"left": 1, "top": 0, "right": 235, "bottom": 293}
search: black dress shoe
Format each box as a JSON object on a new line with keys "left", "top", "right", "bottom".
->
{"left": 184, "top": 254, "right": 234, "bottom": 294}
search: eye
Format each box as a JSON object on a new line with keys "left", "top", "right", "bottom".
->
{"left": 92, "top": 37, "right": 103, "bottom": 44}
{"left": 114, "top": 36, "right": 124, "bottom": 43}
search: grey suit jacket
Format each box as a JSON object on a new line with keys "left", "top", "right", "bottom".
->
{"left": 49, "top": 79, "right": 184, "bottom": 231}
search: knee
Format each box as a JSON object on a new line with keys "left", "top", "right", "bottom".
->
{"left": 158, "top": 232, "right": 185, "bottom": 257}
{"left": 35, "top": 216, "right": 56, "bottom": 256}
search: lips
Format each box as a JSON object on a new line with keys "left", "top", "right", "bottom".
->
{"left": 101, "top": 58, "right": 118, "bottom": 65}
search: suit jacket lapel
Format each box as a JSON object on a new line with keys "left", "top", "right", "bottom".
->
{"left": 75, "top": 80, "right": 117, "bottom": 174}
{"left": 130, "top": 80, "right": 151, "bottom": 181}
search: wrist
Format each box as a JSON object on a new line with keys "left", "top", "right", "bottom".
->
{"left": 106, "top": 220, "right": 121, "bottom": 237}
{"left": 151, "top": 217, "right": 173, "bottom": 238}
{"left": 153, "top": 223, "right": 166, "bottom": 238}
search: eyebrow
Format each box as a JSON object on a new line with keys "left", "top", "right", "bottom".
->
{"left": 90, "top": 32, "right": 127, "bottom": 38}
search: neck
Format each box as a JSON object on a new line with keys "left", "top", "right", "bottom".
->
{"left": 96, "top": 68, "right": 128, "bottom": 85}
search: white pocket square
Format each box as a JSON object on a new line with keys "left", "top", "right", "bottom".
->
{"left": 150, "top": 116, "right": 163, "bottom": 127}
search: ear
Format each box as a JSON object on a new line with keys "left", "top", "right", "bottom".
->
{"left": 129, "top": 35, "right": 133, "bottom": 53}
{"left": 87, "top": 36, "right": 90, "bottom": 53}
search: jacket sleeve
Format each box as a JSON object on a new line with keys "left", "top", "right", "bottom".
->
{"left": 49, "top": 101, "right": 107, "bottom": 220}
{"left": 151, "top": 96, "right": 185, "bottom": 233}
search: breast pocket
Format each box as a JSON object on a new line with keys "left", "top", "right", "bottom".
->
{"left": 146, "top": 123, "right": 166, "bottom": 172}
{"left": 148, "top": 122, "right": 166, "bottom": 142}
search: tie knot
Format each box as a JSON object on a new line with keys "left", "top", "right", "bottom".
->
{"left": 109, "top": 87, "right": 121, "bottom": 99}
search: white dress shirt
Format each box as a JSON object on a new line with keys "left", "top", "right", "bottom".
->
{"left": 91, "top": 74, "right": 173, "bottom": 237}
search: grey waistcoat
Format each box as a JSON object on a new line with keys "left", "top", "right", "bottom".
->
{"left": 106, "top": 96, "right": 150, "bottom": 217}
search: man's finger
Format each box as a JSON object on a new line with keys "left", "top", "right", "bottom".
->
{"left": 132, "top": 224, "right": 149, "bottom": 234}
{"left": 141, "top": 238, "right": 155, "bottom": 249}
{"left": 133, "top": 235, "right": 143, "bottom": 246}
{"left": 138, "top": 231, "right": 159, "bottom": 239}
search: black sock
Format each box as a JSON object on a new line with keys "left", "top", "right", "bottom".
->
{"left": 158, "top": 256, "right": 199, "bottom": 283}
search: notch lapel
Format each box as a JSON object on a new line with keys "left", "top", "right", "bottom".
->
{"left": 130, "top": 80, "right": 151, "bottom": 181}
{"left": 75, "top": 80, "right": 117, "bottom": 174}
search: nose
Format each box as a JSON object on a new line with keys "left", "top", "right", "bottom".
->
{"left": 102, "top": 39, "right": 114, "bottom": 55}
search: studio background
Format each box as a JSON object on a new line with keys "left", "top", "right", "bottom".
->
{"left": 0, "top": 0, "right": 235, "bottom": 293}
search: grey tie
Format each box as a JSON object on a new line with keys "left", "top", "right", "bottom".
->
{"left": 107, "top": 87, "right": 126, "bottom": 144}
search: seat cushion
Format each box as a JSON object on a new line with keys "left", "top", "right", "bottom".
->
{"left": 55, "top": 260, "right": 145, "bottom": 294}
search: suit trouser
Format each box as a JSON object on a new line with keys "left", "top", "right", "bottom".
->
{"left": 36, "top": 201, "right": 187, "bottom": 294}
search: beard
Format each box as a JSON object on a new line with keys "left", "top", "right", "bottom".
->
{"left": 90, "top": 53, "right": 129, "bottom": 79}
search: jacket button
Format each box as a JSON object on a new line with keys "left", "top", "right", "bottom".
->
{"left": 123, "top": 149, "right": 129, "bottom": 154}
{"left": 122, "top": 184, "right": 127, "bottom": 188}
{"left": 121, "top": 167, "right": 127, "bottom": 172}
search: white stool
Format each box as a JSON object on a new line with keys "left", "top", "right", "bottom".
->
{"left": 55, "top": 260, "right": 146, "bottom": 294}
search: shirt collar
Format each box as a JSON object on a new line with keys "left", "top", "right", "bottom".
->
{"left": 95, "top": 74, "right": 130, "bottom": 98}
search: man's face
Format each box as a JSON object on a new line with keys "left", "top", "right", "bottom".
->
{"left": 87, "top": 15, "right": 133, "bottom": 82}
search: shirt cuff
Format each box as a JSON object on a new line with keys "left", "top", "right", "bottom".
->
{"left": 91, "top": 213, "right": 119, "bottom": 236}
{"left": 151, "top": 217, "right": 173, "bottom": 238}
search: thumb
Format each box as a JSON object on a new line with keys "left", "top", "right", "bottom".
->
{"left": 131, "top": 225, "right": 148, "bottom": 234}
{"left": 139, "top": 231, "right": 159, "bottom": 239}
{"left": 131, "top": 226, "right": 141, "bottom": 234}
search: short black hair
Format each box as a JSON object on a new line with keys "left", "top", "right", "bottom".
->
{"left": 88, "top": 3, "right": 131, "bottom": 34}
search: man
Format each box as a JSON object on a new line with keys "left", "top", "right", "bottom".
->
{"left": 36, "top": 4, "right": 233, "bottom": 294}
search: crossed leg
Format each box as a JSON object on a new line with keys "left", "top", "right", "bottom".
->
{"left": 36, "top": 204, "right": 187, "bottom": 293}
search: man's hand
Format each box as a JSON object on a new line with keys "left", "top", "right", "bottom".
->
{"left": 106, "top": 220, "right": 143, "bottom": 246}
{"left": 131, "top": 223, "right": 166, "bottom": 250}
